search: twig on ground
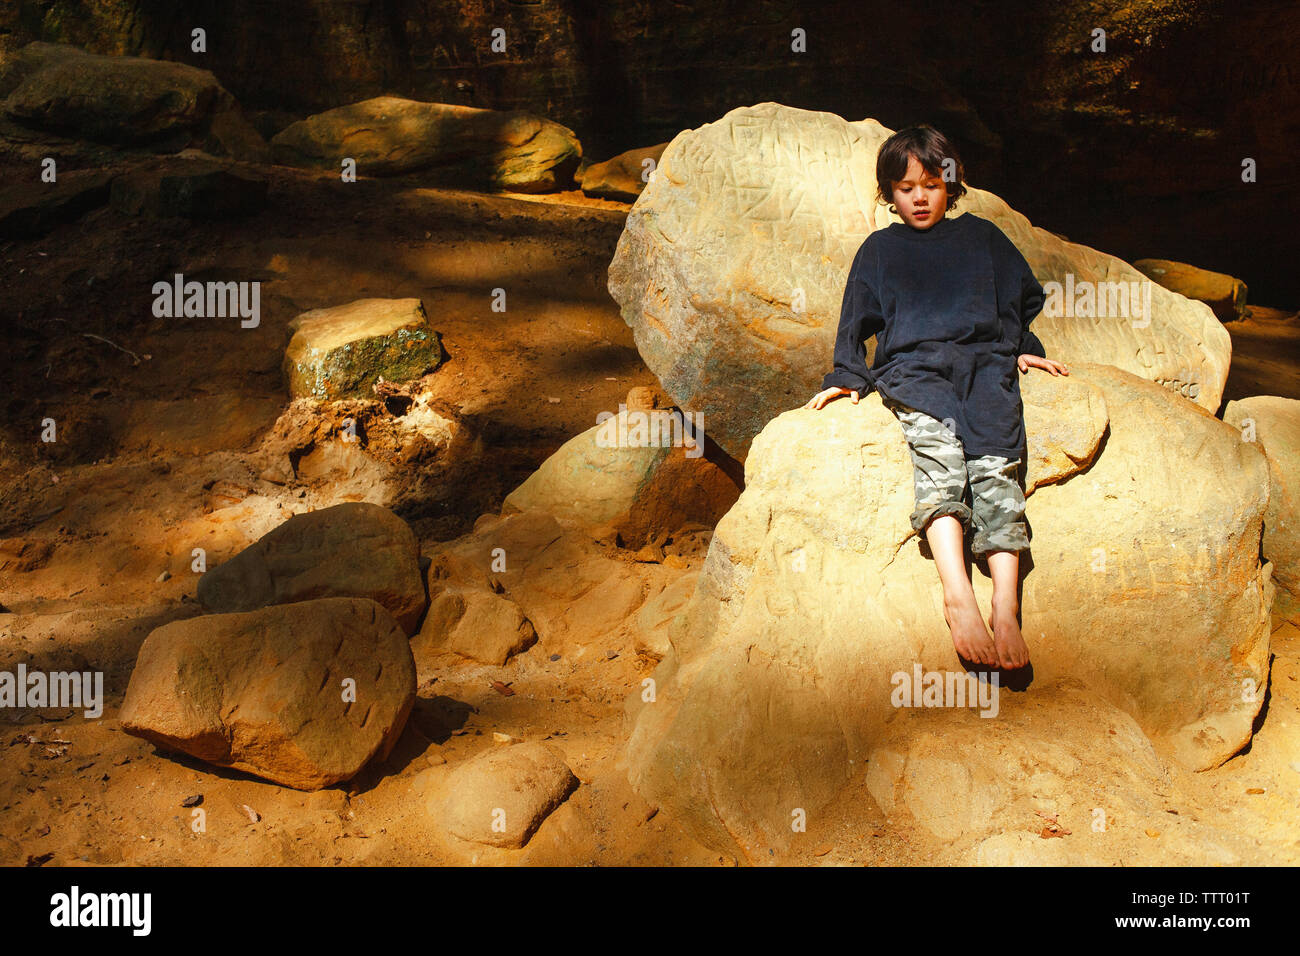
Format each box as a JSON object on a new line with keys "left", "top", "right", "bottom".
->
{"left": 81, "top": 333, "right": 148, "bottom": 365}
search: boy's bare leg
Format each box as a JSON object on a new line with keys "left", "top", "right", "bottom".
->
{"left": 985, "top": 550, "right": 1030, "bottom": 668}
{"left": 924, "top": 515, "right": 998, "bottom": 667}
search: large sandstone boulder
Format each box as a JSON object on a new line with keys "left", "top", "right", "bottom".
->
{"left": 1224, "top": 397, "right": 1300, "bottom": 611}
{"left": 270, "top": 96, "right": 581, "bottom": 192}
{"left": 607, "top": 102, "right": 1231, "bottom": 460}
{"left": 622, "top": 363, "right": 1273, "bottom": 859}
{"left": 0, "top": 42, "right": 267, "bottom": 160}
{"left": 283, "top": 298, "right": 444, "bottom": 401}
{"left": 437, "top": 742, "right": 579, "bottom": 848}
{"left": 120, "top": 597, "right": 417, "bottom": 789}
{"left": 197, "top": 502, "right": 427, "bottom": 634}
{"left": 502, "top": 388, "right": 740, "bottom": 549}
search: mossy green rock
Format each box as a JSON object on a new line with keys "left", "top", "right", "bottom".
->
{"left": 1, "top": 42, "right": 268, "bottom": 160}
{"left": 283, "top": 297, "right": 443, "bottom": 400}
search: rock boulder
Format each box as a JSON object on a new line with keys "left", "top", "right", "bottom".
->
{"left": 502, "top": 388, "right": 740, "bottom": 549}
{"left": 607, "top": 103, "right": 1231, "bottom": 460}
{"left": 271, "top": 96, "right": 581, "bottom": 192}
{"left": 196, "top": 502, "right": 427, "bottom": 634}
{"left": 1135, "top": 258, "right": 1248, "bottom": 323}
{"left": 283, "top": 298, "right": 444, "bottom": 401}
{"left": 578, "top": 142, "right": 671, "bottom": 201}
{"left": 120, "top": 597, "right": 417, "bottom": 789}
{"left": 623, "top": 363, "right": 1273, "bottom": 859}
{"left": 1, "top": 42, "right": 267, "bottom": 160}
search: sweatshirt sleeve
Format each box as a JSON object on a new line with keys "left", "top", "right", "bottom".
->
{"left": 822, "top": 241, "right": 885, "bottom": 393}
{"left": 988, "top": 220, "right": 1048, "bottom": 359}
{"left": 1018, "top": 267, "right": 1047, "bottom": 359}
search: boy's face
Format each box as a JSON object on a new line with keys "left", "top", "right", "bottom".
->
{"left": 890, "top": 154, "right": 949, "bottom": 229}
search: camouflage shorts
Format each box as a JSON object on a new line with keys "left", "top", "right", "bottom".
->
{"left": 882, "top": 395, "right": 1030, "bottom": 556}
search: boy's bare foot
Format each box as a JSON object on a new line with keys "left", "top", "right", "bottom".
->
{"left": 943, "top": 596, "right": 998, "bottom": 667}
{"left": 988, "top": 599, "right": 1030, "bottom": 669}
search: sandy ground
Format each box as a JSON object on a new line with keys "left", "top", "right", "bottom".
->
{"left": 1, "top": 160, "right": 1298, "bottom": 866}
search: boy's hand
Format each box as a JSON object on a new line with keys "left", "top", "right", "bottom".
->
{"left": 1018, "top": 354, "right": 1070, "bottom": 376}
{"left": 804, "top": 386, "right": 859, "bottom": 410}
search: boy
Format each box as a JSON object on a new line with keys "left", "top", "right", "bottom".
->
{"left": 804, "top": 125, "right": 1069, "bottom": 671}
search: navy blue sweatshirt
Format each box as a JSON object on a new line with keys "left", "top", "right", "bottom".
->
{"left": 821, "top": 212, "right": 1047, "bottom": 459}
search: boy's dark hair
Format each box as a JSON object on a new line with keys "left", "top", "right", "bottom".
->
{"left": 875, "top": 125, "right": 968, "bottom": 213}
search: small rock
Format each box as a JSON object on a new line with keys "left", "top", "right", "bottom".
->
{"left": 416, "top": 587, "right": 536, "bottom": 665}
{"left": 283, "top": 298, "right": 444, "bottom": 401}
{"left": 438, "top": 742, "right": 578, "bottom": 848}
{"left": 578, "top": 143, "right": 671, "bottom": 202}
{"left": 180, "top": 794, "right": 203, "bottom": 807}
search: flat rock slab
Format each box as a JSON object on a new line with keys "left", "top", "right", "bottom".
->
{"left": 439, "top": 742, "right": 578, "bottom": 848}
{"left": 283, "top": 297, "right": 443, "bottom": 401}
{"left": 0, "top": 168, "right": 113, "bottom": 238}
{"left": 119, "top": 597, "right": 417, "bottom": 790}
{"left": 270, "top": 95, "right": 580, "bottom": 192}
{"left": 197, "top": 501, "right": 427, "bottom": 634}
{"left": 110, "top": 162, "right": 268, "bottom": 220}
